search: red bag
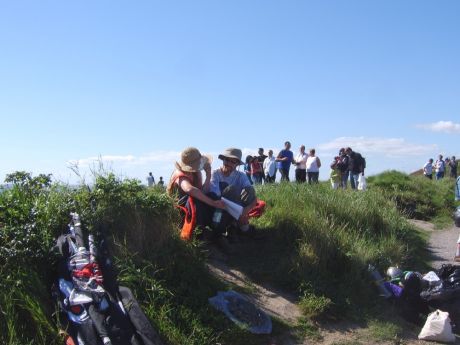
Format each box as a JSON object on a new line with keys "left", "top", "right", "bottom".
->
{"left": 248, "top": 199, "right": 266, "bottom": 218}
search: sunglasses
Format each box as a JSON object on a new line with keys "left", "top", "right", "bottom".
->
{"left": 224, "top": 157, "right": 240, "bottom": 165}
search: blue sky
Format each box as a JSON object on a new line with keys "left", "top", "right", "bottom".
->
{"left": 1, "top": 1, "right": 459, "bottom": 184}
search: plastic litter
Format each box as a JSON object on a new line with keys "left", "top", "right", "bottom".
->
{"left": 418, "top": 309, "right": 455, "bottom": 343}
{"left": 383, "top": 282, "right": 403, "bottom": 298}
{"left": 209, "top": 290, "right": 272, "bottom": 334}
{"left": 368, "top": 265, "right": 392, "bottom": 298}
{"left": 386, "top": 266, "right": 403, "bottom": 280}
{"left": 423, "top": 271, "right": 441, "bottom": 283}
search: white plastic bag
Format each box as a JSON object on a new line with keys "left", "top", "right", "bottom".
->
{"left": 422, "top": 271, "right": 441, "bottom": 283}
{"left": 418, "top": 309, "right": 455, "bottom": 343}
{"left": 357, "top": 175, "right": 367, "bottom": 191}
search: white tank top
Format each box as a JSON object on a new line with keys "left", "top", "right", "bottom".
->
{"left": 306, "top": 156, "right": 319, "bottom": 172}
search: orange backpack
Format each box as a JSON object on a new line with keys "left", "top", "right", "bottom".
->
{"left": 170, "top": 172, "right": 197, "bottom": 240}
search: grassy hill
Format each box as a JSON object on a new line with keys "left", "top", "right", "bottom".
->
{"left": 0, "top": 170, "right": 457, "bottom": 344}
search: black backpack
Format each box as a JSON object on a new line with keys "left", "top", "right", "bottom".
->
{"left": 52, "top": 213, "right": 163, "bottom": 345}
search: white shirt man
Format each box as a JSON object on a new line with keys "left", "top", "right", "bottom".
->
{"left": 263, "top": 150, "right": 276, "bottom": 183}
{"left": 423, "top": 159, "right": 433, "bottom": 179}
{"left": 147, "top": 172, "right": 155, "bottom": 186}
{"left": 294, "top": 145, "right": 308, "bottom": 183}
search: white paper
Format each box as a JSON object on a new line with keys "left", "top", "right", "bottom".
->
{"left": 221, "top": 197, "right": 243, "bottom": 220}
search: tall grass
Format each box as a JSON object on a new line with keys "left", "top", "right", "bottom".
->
{"left": 368, "top": 170, "right": 457, "bottom": 225}
{"left": 230, "top": 182, "right": 428, "bottom": 318}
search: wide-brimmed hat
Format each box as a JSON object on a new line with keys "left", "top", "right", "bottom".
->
{"left": 175, "top": 147, "right": 212, "bottom": 172}
{"left": 218, "top": 148, "right": 243, "bottom": 165}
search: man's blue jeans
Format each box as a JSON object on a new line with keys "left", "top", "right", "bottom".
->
{"left": 350, "top": 173, "right": 360, "bottom": 190}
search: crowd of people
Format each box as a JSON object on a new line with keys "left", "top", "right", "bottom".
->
{"left": 423, "top": 155, "right": 458, "bottom": 180}
{"left": 242, "top": 142, "right": 366, "bottom": 190}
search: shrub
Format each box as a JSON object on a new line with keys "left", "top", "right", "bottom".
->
{"left": 367, "top": 170, "right": 457, "bottom": 224}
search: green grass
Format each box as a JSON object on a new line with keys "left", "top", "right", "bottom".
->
{"left": 294, "top": 317, "right": 322, "bottom": 341}
{"left": 229, "top": 182, "right": 429, "bottom": 320}
{"left": 367, "top": 170, "right": 458, "bottom": 226}
{"left": 330, "top": 341, "right": 364, "bottom": 345}
{"left": 367, "top": 319, "right": 403, "bottom": 342}
{"left": 0, "top": 169, "right": 451, "bottom": 344}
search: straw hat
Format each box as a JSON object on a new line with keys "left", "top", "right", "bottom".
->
{"left": 218, "top": 148, "right": 243, "bottom": 165}
{"left": 175, "top": 147, "right": 212, "bottom": 172}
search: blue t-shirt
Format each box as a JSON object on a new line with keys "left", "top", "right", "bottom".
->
{"left": 278, "top": 149, "right": 293, "bottom": 171}
{"left": 210, "top": 169, "right": 252, "bottom": 197}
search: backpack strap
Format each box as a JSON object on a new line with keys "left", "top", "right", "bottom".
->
{"left": 172, "top": 171, "right": 192, "bottom": 183}
{"left": 170, "top": 171, "right": 197, "bottom": 240}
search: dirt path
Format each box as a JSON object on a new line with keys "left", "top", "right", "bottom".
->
{"left": 206, "top": 221, "right": 460, "bottom": 344}
{"left": 206, "top": 258, "right": 302, "bottom": 323}
{"left": 410, "top": 219, "right": 460, "bottom": 268}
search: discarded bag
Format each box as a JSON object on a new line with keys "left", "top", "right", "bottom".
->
{"left": 209, "top": 290, "right": 272, "bottom": 334}
{"left": 418, "top": 309, "right": 455, "bottom": 343}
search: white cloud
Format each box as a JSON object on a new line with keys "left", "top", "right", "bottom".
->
{"left": 68, "top": 150, "right": 182, "bottom": 168}
{"left": 416, "top": 121, "right": 460, "bottom": 134}
{"left": 318, "top": 137, "right": 437, "bottom": 157}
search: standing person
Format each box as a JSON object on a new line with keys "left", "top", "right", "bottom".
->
{"left": 293, "top": 145, "right": 308, "bottom": 183}
{"left": 434, "top": 154, "right": 445, "bottom": 180}
{"left": 263, "top": 149, "right": 276, "bottom": 183}
{"left": 146, "top": 172, "right": 155, "bottom": 187}
{"left": 210, "top": 148, "right": 258, "bottom": 237}
{"left": 330, "top": 156, "right": 342, "bottom": 190}
{"left": 244, "top": 155, "right": 253, "bottom": 184}
{"left": 423, "top": 158, "right": 434, "bottom": 179}
{"left": 157, "top": 176, "right": 165, "bottom": 187}
{"left": 448, "top": 156, "right": 458, "bottom": 179}
{"left": 276, "top": 141, "right": 294, "bottom": 182}
{"left": 256, "top": 148, "right": 268, "bottom": 183}
{"left": 346, "top": 147, "right": 365, "bottom": 189}
{"left": 167, "top": 147, "right": 226, "bottom": 231}
{"left": 337, "top": 148, "right": 349, "bottom": 189}
{"left": 250, "top": 156, "right": 263, "bottom": 185}
{"left": 306, "top": 149, "right": 321, "bottom": 184}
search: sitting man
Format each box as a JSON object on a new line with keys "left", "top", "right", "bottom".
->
{"left": 210, "top": 148, "right": 258, "bottom": 236}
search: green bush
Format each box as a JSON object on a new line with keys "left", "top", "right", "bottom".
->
{"left": 368, "top": 170, "right": 457, "bottom": 225}
{"left": 0, "top": 172, "right": 239, "bottom": 345}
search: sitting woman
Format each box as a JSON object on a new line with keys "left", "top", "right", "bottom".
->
{"left": 167, "top": 147, "right": 225, "bottom": 239}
